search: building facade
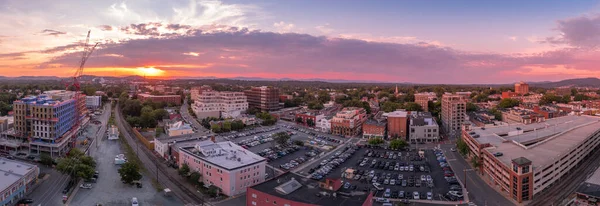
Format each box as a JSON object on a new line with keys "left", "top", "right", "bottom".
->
{"left": 179, "top": 140, "right": 267, "bottom": 196}
{"left": 362, "top": 119, "right": 386, "bottom": 139}
{"left": 0, "top": 158, "right": 39, "bottom": 206}
{"left": 385, "top": 110, "right": 408, "bottom": 139}
{"left": 85, "top": 96, "right": 102, "bottom": 110}
{"left": 13, "top": 94, "right": 78, "bottom": 157}
{"left": 408, "top": 112, "right": 439, "bottom": 142}
{"left": 441, "top": 93, "right": 467, "bottom": 133}
{"left": 461, "top": 116, "right": 600, "bottom": 203}
{"left": 137, "top": 94, "right": 181, "bottom": 105}
{"left": 244, "top": 86, "right": 281, "bottom": 112}
{"left": 330, "top": 107, "right": 367, "bottom": 137}
{"left": 515, "top": 82, "right": 529, "bottom": 95}
{"left": 316, "top": 117, "right": 332, "bottom": 133}
{"left": 167, "top": 121, "right": 194, "bottom": 137}
{"left": 414, "top": 92, "right": 437, "bottom": 112}
{"left": 192, "top": 91, "right": 248, "bottom": 119}
{"left": 295, "top": 111, "right": 323, "bottom": 127}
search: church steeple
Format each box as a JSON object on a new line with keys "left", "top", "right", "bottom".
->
{"left": 394, "top": 84, "right": 398, "bottom": 96}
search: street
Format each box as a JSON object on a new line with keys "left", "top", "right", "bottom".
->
{"left": 441, "top": 144, "right": 515, "bottom": 206}
{"left": 28, "top": 165, "right": 70, "bottom": 206}
{"left": 180, "top": 98, "right": 212, "bottom": 136}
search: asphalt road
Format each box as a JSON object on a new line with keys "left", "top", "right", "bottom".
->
{"left": 181, "top": 98, "right": 212, "bottom": 136}
{"left": 115, "top": 103, "right": 209, "bottom": 205}
{"left": 28, "top": 165, "right": 70, "bottom": 206}
{"left": 441, "top": 144, "right": 515, "bottom": 206}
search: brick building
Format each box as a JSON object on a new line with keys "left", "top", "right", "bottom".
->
{"left": 295, "top": 111, "right": 322, "bottom": 127}
{"left": 137, "top": 93, "right": 182, "bottom": 105}
{"left": 362, "top": 119, "right": 386, "bottom": 139}
{"left": 414, "top": 92, "right": 437, "bottom": 112}
{"left": 515, "top": 81, "right": 529, "bottom": 95}
{"left": 385, "top": 110, "right": 408, "bottom": 139}
{"left": 244, "top": 86, "right": 281, "bottom": 112}
{"left": 330, "top": 107, "right": 367, "bottom": 137}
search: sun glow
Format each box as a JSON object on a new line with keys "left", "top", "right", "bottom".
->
{"left": 137, "top": 67, "right": 165, "bottom": 76}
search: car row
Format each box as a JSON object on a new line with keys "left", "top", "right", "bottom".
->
{"left": 237, "top": 135, "right": 274, "bottom": 148}
{"left": 379, "top": 189, "right": 433, "bottom": 200}
{"left": 220, "top": 127, "right": 279, "bottom": 139}
{"left": 282, "top": 125, "right": 342, "bottom": 144}
{"left": 257, "top": 145, "right": 300, "bottom": 161}
{"left": 309, "top": 146, "right": 358, "bottom": 180}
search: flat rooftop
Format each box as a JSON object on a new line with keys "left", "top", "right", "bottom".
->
{"left": 469, "top": 115, "right": 600, "bottom": 170}
{"left": 384, "top": 110, "right": 408, "bottom": 118}
{"left": 180, "top": 140, "right": 266, "bottom": 170}
{"left": 0, "top": 158, "right": 38, "bottom": 190}
{"left": 250, "top": 172, "right": 370, "bottom": 206}
{"left": 576, "top": 166, "right": 600, "bottom": 198}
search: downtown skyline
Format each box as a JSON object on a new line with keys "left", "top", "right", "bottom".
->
{"left": 1, "top": 0, "right": 600, "bottom": 83}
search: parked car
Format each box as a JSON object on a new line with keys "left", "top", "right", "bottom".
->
{"left": 80, "top": 183, "right": 93, "bottom": 189}
{"left": 413, "top": 191, "right": 420, "bottom": 200}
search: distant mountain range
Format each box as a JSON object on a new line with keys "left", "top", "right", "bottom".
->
{"left": 0, "top": 75, "right": 599, "bottom": 88}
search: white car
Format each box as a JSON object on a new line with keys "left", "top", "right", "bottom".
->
{"left": 427, "top": 192, "right": 433, "bottom": 200}
{"left": 132, "top": 197, "right": 139, "bottom": 206}
{"left": 79, "top": 183, "right": 92, "bottom": 189}
{"left": 413, "top": 191, "right": 420, "bottom": 200}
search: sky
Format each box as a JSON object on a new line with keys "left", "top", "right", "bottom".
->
{"left": 1, "top": 0, "right": 600, "bottom": 84}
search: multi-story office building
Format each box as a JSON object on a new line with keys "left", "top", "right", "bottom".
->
{"left": 461, "top": 115, "right": 600, "bottom": 203}
{"left": 13, "top": 94, "right": 78, "bottom": 157}
{"left": 414, "top": 92, "right": 437, "bottom": 112}
{"left": 330, "top": 107, "right": 367, "bottom": 137}
{"left": 408, "top": 112, "right": 439, "bottom": 143}
{"left": 178, "top": 140, "right": 267, "bottom": 196}
{"left": 385, "top": 110, "right": 408, "bottom": 139}
{"left": 244, "top": 86, "right": 281, "bottom": 112}
{"left": 515, "top": 81, "right": 529, "bottom": 95}
{"left": 441, "top": 93, "right": 467, "bottom": 133}
{"left": 137, "top": 94, "right": 181, "bottom": 106}
{"left": 85, "top": 96, "right": 102, "bottom": 110}
{"left": 0, "top": 158, "right": 39, "bottom": 206}
{"left": 192, "top": 91, "right": 248, "bottom": 119}
{"left": 190, "top": 85, "right": 212, "bottom": 102}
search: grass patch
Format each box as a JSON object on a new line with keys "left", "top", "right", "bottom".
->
{"left": 118, "top": 132, "right": 146, "bottom": 172}
{"left": 150, "top": 178, "right": 164, "bottom": 192}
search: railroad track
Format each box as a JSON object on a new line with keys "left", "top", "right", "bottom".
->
{"left": 115, "top": 104, "right": 208, "bottom": 205}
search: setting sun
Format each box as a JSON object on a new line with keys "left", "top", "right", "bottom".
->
{"left": 137, "top": 67, "right": 165, "bottom": 76}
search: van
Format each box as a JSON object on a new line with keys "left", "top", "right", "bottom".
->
{"left": 384, "top": 188, "right": 391, "bottom": 197}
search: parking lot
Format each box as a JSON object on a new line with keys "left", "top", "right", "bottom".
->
{"left": 307, "top": 145, "right": 462, "bottom": 202}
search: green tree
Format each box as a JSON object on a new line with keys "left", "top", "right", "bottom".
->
{"left": 389, "top": 139, "right": 408, "bottom": 150}
{"left": 296, "top": 117, "right": 303, "bottom": 123}
{"left": 152, "top": 109, "right": 169, "bottom": 120}
{"left": 308, "top": 101, "right": 324, "bottom": 110}
{"left": 497, "top": 98, "right": 520, "bottom": 108}
{"left": 403, "top": 102, "right": 423, "bottom": 111}
{"left": 293, "top": 140, "right": 305, "bottom": 146}
{"left": 381, "top": 101, "right": 401, "bottom": 112}
{"left": 223, "top": 121, "right": 232, "bottom": 132}
{"left": 539, "top": 93, "right": 568, "bottom": 105}
{"left": 466, "top": 102, "right": 478, "bottom": 112}
{"left": 188, "top": 171, "right": 202, "bottom": 185}
{"left": 368, "top": 138, "right": 384, "bottom": 145}
{"left": 317, "top": 91, "right": 331, "bottom": 103}
{"left": 378, "top": 92, "right": 390, "bottom": 99}
{"left": 274, "top": 132, "right": 291, "bottom": 146}
{"left": 40, "top": 154, "right": 54, "bottom": 166}
{"left": 118, "top": 162, "right": 142, "bottom": 184}
{"left": 489, "top": 108, "right": 503, "bottom": 120}
{"left": 178, "top": 163, "right": 191, "bottom": 176}
{"left": 471, "top": 158, "right": 481, "bottom": 168}
{"left": 456, "top": 138, "right": 470, "bottom": 156}
{"left": 211, "top": 124, "right": 222, "bottom": 133}
{"left": 56, "top": 148, "right": 96, "bottom": 180}
{"left": 361, "top": 101, "right": 372, "bottom": 114}
{"left": 306, "top": 118, "right": 315, "bottom": 127}
{"left": 83, "top": 86, "right": 96, "bottom": 96}
{"left": 155, "top": 127, "right": 165, "bottom": 138}
{"left": 574, "top": 94, "right": 590, "bottom": 101}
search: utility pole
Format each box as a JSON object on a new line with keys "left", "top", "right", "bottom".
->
{"left": 464, "top": 169, "right": 467, "bottom": 189}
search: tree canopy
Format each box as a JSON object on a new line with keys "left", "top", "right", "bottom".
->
{"left": 118, "top": 162, "right": 142, "bottom": 184}
{"left": 56, "top": 148, "right": 96, "bottom": 180}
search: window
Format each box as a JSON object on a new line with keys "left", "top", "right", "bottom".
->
{"left": 522, "top": 166, "right": 530, "bottom": 173}
{"left": 252, "top": 193, "right": 257, "bottom": 198}
{"left": 251, "top": 201, "right": 257, "bottom": 206}
{"left": 273, "top": 201, "right": 277, "bottom": 205}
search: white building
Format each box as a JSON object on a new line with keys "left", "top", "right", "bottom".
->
{"left": 85, "top": 96, "right": 102, "bottom": 110}
{"left": 168, "top": 121, "right": 194, "bottom": 137}
{"left": 408, "top": 112, "right": 439, "bottom": 143}
{"left": 0, "top": 158, "right": 39, "bottom": 206}
{"left": 192, "top": 91, "right": 248, "bottom": 119}
{"left": 317, "top": 116, "right": 332, "bottom": 133}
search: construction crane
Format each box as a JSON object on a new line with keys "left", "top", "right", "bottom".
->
{"left": 67, "top": 30, "right": 99, "bottom": 149}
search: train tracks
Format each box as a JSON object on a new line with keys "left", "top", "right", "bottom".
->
{"left": 115, "top": 104, "right": 207, "bottom": 205}
{"left": 528, "top": 144, "right": 600, "bottom": 206}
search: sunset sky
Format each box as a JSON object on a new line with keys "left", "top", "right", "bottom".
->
{"left": 1, "top": 0, "right": 600, "bottom": 83}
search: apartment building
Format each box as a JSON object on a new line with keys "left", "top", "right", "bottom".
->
{"left": 244, "top": 86, "right": 281, "bottom": 112}
{"left": 179, "top": 140, "right": 267, "bottom": 196}
{"left": 501, "top": 108, "right": 545, "bottom": 124}
{"left": 0, "top": 158, "right": 39, "bottom": 206}
{"left": 295, "top": 110, "right": 323, "bottom": 127}
{"left": 13, "top": 95, "right": 78, "bottom": 157}
{"left": 441, "top": 93, "right": 467, "bottom": 133}
{"left": 461, "top": 115, "right": 600, "bottom": 203}
{"left": 192, "top": 91, "right": 248, "bottom": 119}
{"left": 408, "top": 112, "right": 439, "bottom": 143}
{"left": 330, "top": 107, "right": 367, "bottom": 137}
{"left": 385, "top": 110, "right": 408, "bottom": 139}
{"left": 414, "top": 92, "right": 437, "bottom": 112}
{"left": 515, "top": 82, "right": 529, "bottom": 95}
{"left": 137, "top": 94, "right": 181, "bottom": 105}
{"left": 85, "top": 96, "right": 102, "bottom": 110}
{"left": 190, "top": 85, "right": 212, "bottom": 102}
{"left": 362, "top": 119, "right": 386, "bottom": 139}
